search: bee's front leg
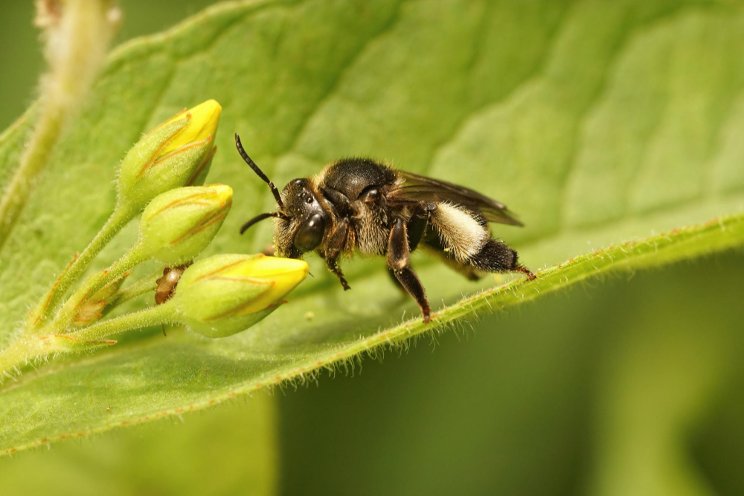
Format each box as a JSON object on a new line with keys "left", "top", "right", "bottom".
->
{"left": 325, "top": 256, "right": 350, "bottom": 291}
{"left": 322, "top": 218, "right": 351, "bottom": 290}
{"left": 387, "top": 217, "right": 431, "bottom": 323}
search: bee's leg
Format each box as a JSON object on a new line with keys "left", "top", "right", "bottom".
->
{"left": 387, "top": 217, "right": 431, "bottom": 323}
{"left": 406, "top": 201, "right": 435, "bottom": 251}
{"left": 422, "top": 233, "right": 482, "bottom": 281}
{"left": 326, "top": 256, "right": 350, "bottom": 290}
{"left": 318, "top": 187, "right": 354, "bottom": 289}
{"left": 386, "top": 203, "right": 437, "bottom": 294}
{"left": 322, "top": 218, "right": 351, "bottom": 290}
{"left": 441, "top": 257, "right": 483, "bottom": 281}
{"left": 515, "top": 264, "right": 537, "bottom": 280}
{"left": 386, "top": 266, "right": 408, "bottom": 295}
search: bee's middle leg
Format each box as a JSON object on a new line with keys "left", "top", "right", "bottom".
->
{"left": 387, "top": 217, "right": 431, "bottom": 323}
{"left": 386, "top": 208, "right": 431, "bottom": 294}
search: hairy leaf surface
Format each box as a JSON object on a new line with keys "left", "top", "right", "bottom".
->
{"left": 2, "top": 0, "right": 744, "bottom": 454}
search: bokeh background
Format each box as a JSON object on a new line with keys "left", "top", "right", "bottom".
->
{"left": 1, "top": 1, "right": 743, "bottom": 495}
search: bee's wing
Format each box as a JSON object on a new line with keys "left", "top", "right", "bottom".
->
{"left": 390, "top": 170, "right": 524, "bottom": 226}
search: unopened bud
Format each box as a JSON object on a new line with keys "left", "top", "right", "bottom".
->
{"left": 138, "top": 184, "right": 232, "bottom": 265}
{"left": 73, "top": 273, "right": 128, "bottom": 326}
{"left": 171, "top": 254, "right": 309, "bottom": 338}
{"left": 116, "top": 99, "right": 221, "bottom": 213}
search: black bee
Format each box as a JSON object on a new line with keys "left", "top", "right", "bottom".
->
{"left": 235, "top": 134, "right": 535, "bottom": 322}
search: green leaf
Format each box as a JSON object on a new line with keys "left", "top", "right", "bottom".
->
{"left": 2, "top": 0, "right": 744, "bottom": 455}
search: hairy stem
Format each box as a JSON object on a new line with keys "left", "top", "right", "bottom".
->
{"left": 70, "top": 302, "right": 175, "bottom": 342}
{"left": 49, "top": 238, "right": 148, "bottom": 331}
{"left": 0, "top": 334, "right": 70, "bottom": 381}
{"left": 0, "top": 302, "right": 174, "bottom": 381}
{"left": 113, "top": 273, "right": 160, "bottom": 306}
{"left": 0, "top": 0, "right": 119, "bottom": 247}
{"left": 28, "top": 205, "right": 135, "bottom": 329}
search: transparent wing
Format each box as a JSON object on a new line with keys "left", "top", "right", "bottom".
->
{"left": 389, "top": 170, "right": 523, "bottom": 226}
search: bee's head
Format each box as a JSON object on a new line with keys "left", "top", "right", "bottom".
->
{"left": 235, "top": 134, "right": 328, "bottom": 258}
{"left": 272, "top": 178, "right": 328, "bottom": 257}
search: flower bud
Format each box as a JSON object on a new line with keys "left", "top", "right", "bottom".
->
{"left": 73, "top": 273, "right": 128, "bottom": 326}
{"left": 116, "top": 99, "right": 221, "bottom": 213}
{"left": 171, "top": 254, "right": 309, "bottom": 338}
{"left": 138, "top": 184, "right": 232, "bottom": 265}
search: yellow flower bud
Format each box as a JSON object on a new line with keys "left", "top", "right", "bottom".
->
{"left": 172, "top": 254, "right": 309, "bottom": 338}
{"left": 138, "top": 184, "right": 232, "bottom": 265}
{"left": 116, "top": 99, "right": 221, "bottom": 213}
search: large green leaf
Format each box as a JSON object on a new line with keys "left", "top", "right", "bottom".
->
{"left": 2, "top": 0, "right": 744, "bottom": 455}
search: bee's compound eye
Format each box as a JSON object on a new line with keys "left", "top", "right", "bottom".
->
{"left": 294, "top": 213, "right": 325, "bottom": 252}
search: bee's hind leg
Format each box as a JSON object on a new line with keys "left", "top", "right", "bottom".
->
{"left": 387, "top": 217, "right": 431, "bottom": 323}
{"left": 422, "top": 233, "right": 483, "bottom": 281}
{"left": 514, "top": 263, "right": 537, "bottom": 280}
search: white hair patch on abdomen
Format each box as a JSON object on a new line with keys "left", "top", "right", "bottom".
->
{"left": 430, "top": 203, "right": 488, "bottom": 262}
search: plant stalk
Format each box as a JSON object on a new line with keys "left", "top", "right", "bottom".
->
{"left": 0, "top": 0, "right": 119, "bottom": 248}
{"left": 48, "top": 236, "right": 147, "bottom": 331}
{"left": 28, "top": 206, "right": 135, "bottom": 330}
{"left": 69, "top": 302, "right": 175, "bottom": 342}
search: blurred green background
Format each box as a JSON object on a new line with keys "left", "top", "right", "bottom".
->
{"left": 1, "top": 2, "right": 743, "bottom": 495}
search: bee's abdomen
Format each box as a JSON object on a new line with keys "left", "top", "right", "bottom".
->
{"left": 428, "top": 202, "right": 520, "bottom": 273}
{"left": 429, "top": 202, "right": 489, "bottom": 262}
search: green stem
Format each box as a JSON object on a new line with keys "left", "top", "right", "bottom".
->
{"left": 0, "top": 302, "right": 176, "bottom": 381}
{"left": 28, "top": 206, "right": 135, "bottom": 330}
{"left": 112, "top": 273, "right": 159, "bottom": 306}
{"left": 69, "top": 302, "right": 175, "bottom": 342}
{"left": 0, "top": 107, "right": 64, "bottom": 246}
{"left": 0, "top": 0, "right": 117, "bottom": 249}
{"left": 0, "top": 334, "right": 67, "bottom": 381}
{"left": 50, "top": 239, "right": 148, "bottom": 331}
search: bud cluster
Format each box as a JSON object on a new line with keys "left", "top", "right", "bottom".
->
{"left": 17, "top": 99, "right": 309, "bottom": 370}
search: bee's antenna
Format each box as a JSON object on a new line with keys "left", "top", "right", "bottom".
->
{"left": 240, "top": 212, "right": 287, "bottom": 235}
{"left": 234, "top": 133, "right": 284, "bottom": 209}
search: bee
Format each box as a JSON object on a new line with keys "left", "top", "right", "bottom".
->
{"left": 235, "top": 134, "right": 535, "bottom": 322}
